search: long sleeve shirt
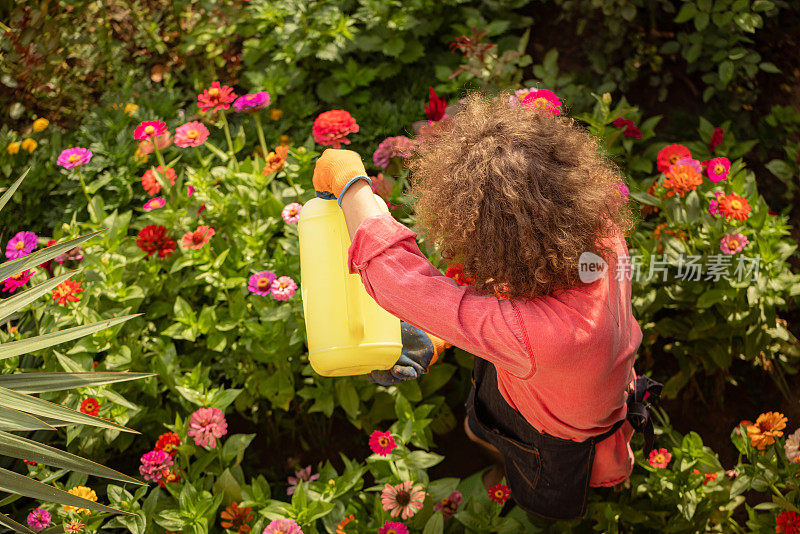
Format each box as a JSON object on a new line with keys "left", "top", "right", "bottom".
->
{"left": 347, "top": 213, "right": 643, "bottom": 486}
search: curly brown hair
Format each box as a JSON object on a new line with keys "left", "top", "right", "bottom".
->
{"left": 408, "top": 92, "right": 633, "bottom": 300}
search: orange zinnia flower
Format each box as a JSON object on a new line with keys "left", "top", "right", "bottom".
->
{"left": 746, "top": 412, "right": 788, "bottom": 450}
{"left": 662, "top": 164, "right": 703, "bottom": 198}
{"left": 717, "top": 193, "right": 751, "bottom": 221}
{"left": 336, "top": 515, "right": 355, "bottom": 534}
{"left": 262, "top": 145, "right": 289, "bottom": 176}
{"left": 219, "top": 502, "right": 253, "bottom": 534}
{"left": 52, "top": 279, "right": 83, "bottom": 306}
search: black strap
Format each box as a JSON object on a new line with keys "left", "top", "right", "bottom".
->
{"left": 625, "top": 375, "right": 663, "bottom": 456}
{"left": 316, "top": 191, "right": 336, "bottom": 200}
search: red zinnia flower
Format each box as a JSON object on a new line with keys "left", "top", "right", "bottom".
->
{"left": 776, "top": 510, "right": 800, "bottom": 534}
{"left": 181, "top": 226, "right": 215, "bottom": 249}
{"left": 425, "top": 87, "right": 447, "bottom": 122}
{"left": 157, "top": 468, "right": 181, "bottom": 489}
{"left": 220, "top": 501, "right": 254, "bottom": 534}
{"left": 197, "top": 81, "right": 237, "bottom": 113}
{"left": 369, "top": 430, "right": 397, "bottom": 457}
{"left": 445, "top": 263, "right": 475, "bottom": 286}
{"left": 709, "top": 127, "right": 724, "bottom": 153}
{"left": 155, "top": 432, "right": 181, "bottom": 456}
{"left": 488, "top": 483, "right": 511, "bottom": 505}
{"left": 136, "top": 225, "right": 177, "bottom": 258}
{"left": 79, "top": 397, "right": 100, "bottom": 416}
{"left": 656, "top": 143, "right": 692, "bottom": 173}
{"left": 52, "top": 279, "right": 82, "bottom": 306}
{"left": 312, "top": 110, "right": 359, "bottom": 148}
{"left": 142, "top": 166, "right": 177, "bottom": 195}
{"left": 134, "top": 121, "right": 168, "bottom": 141}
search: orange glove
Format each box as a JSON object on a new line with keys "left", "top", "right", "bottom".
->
{"left": 428, "top": 334, "right": 451, "bottom": 366}
{"left": 312, "top": 149, "right": 371, "bottom": 205}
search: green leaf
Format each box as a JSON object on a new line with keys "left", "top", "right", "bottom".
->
{"left": 0, "top": 169, "right": 29, "bottom": 214}
{"left": 0, "top": 372, "right": 152, "bottom": 393}
{"left": 0, "top": 314, "right": 139, "bottom": 361}
{"left": 0, "top": 231, "right": 104, "bottom": 282}
{"left": 0, "top": 405, "right": 54, "bottom": 431}
{"left": 719, "top": 60, "right": 734, "bottom": 85}
{"left": 423, "top": 512, "right": 444, "bottom": 534}
{"left": 674, "top": 3, "right": 698, "bottom": 23}
{"left": 334, "top": 380, "right": 359, "bottom": 419}
{"left": 0, "top": 271, "right": 82, "bottom": 323}
{"left": 405, "top": 450, "right": 444, "bottom": 469}
{"left": 0, "top": 467, "right": 129, "bottom": 514}
{"left": 760, "top": 62, "right": 781, "bottom": 73}
{"left": 0, "top": 386, "right": 136, "bottom": 433}
{"left": 0, "top": 513, "right": 35, "bottom": 534}
{"left": 694, "top": 12, "right": 709, "bottom": 30}
{"left": 0, "top": 430, "right": 143, "bottom": 484}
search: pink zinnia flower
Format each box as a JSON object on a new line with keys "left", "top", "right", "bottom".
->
{"left": 648, "top": 448, "right": 672, "bottom": 469}
{"left": 433, "top": 490, "right": 462, "bottom": 521}
{"left": 233, "top": 92, "right": 271, "bottom": 112}
{"left": 616, "top": 182, "right": 630, "bottom": 201}
{"left": 65, "top": 519, "right": 84, "bottom": 534}
{"left": 248, "top": 271, "right": 277, "bottom": 296}
{"left": 6, "top": 231, "right": 38, "bottom": 259}
{"left": 134, "top": 120, "right": 168, "bottom": 141}
{"left": 281, "top": 202, "right": 303, "bottom": 224}
{"left": 26, "top": 508, "right": 51, "bottom": 532}
{"left": 2, "top": 269, "right": 34, "bottom": 293}
{"left": 174, "top": 121, "right": 210, "bottom": 148}
{"left": 373, "top": 136, "right": 415, "bottom": 169}
{"left": 287, "top": 465, "right": 319, "bottom": 496}
{"left": 55, "top": 246, "right": 83, "bottom": 264}
{"left": 707, "top": 157, "right": 731, "bottom": 183}
{"left": 673, "top": 157, "right": 702, "bottom": 174}
{"left": 270, "top": 276, "right": 297, "bottom": 301}
{"left": 369, "top": 430, "right": 396, "bottom": 457}
{"left": 142, "top": 166, "right": 177, "bottom": 195}
{"left": 187, "top": 185, "right": 195, "bottom": 197}
{"left": 263, "top": 518, "right": 303, "bottom": 534}
{"left": 709, "top": 127, "right": 724, "bottom": 152}
{"left": 57, "top": 147, "right": 93, "bottom": 169}
{"left": 188, "top": 407, "right": 228, "bottom": 448}
{"left": 312, "top": 110, "right": 359, "bottom": 148}
{"left": 181, "top": 226, "right": 215, "bottom": 249}
{"left": 143, "top": 197, "right": 166, "bottom": 211}
{"left": 197, "top": 81, "right": 237, "bottom": 113}
{"left": 378, "top": 522, "right": 409, "bottom": 534}
{"left": 139, "top": 449, "right": 174, "bottom": 482}
{"left": 520, "top": 89, "right": 562, "bottom": 116}
{"left": 381, "top": 481, "right": 426, "bottom": 520}
{"left": 720, "top": 233, "right": 748, "bottom": 255}
{"left": 370, "top": 173, "right": 394, "bottom": 199}
{"left": 708, "top": 190, "right": 724, "bottom": 217}
{"left": 137, "top": 132, "right": 173, "bottom": 154}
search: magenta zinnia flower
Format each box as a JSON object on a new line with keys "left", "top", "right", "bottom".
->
{"left": 378, "top": 522, "right": 409, "bottom": 534}
{"left": 281, "top": 202, "right": 303, "bottom": 224}
{"left": 57, "top": 147, "right": 93, "bottom": 169}
{"left": 720, "top": 233, "right": 748, "bottom": 254}
{"left": 55, "top": 246, "right": 83, "bottom": 264}
{"left": 708, "top": 190, "right": 723, "bottom": 217}
{"left": 369, "top": 430, "right": 396, "bottom": 457}
{"left": 6, "top": 231, "right": 38, "bottom": 259}
{"left": 174, "top": 121, "right": 210, "bottom": 148}
{"left": 27, "top": 508, "right": 51, "bottom": 532}
{"left": 187, "top": 185, "right": 195, "bottom": 197}
{"left": 373, "top": 136, "right": 415, "bottom": 169}
{"left": 381, "top": 481, "right": 426, "bottom": 520}
{"left": 233, "top": 92, "right": 271, "bottom": 112}
{"left": 263, "top": 518, "right": 303, "bottom": 534}
{"left": 616, "top": 182, "right": 630, "bottom": 201}
{"left": 270, "top": 276, "right": 297, "bottom": 301}
{"left": 248, "top": 271, "right": 277, "bottom": 296}
{"left": 187, "top": 407, "right": 228, "bottom": 448}
{"left": 3, "top": 269, "right": 34, "bottom": 293}
{"left": 139, "top": 449, "right": 174, "bottom": 482}
{"left": 520, "top": 89, "right": 562, "bottom": 116}
{"left": 707, "top": 157, "right": 731, "bottom": 183}
{"left": 134, "top": 120, "right": 168, "bottom": 141}
{"left": 287, "top": 465, "right": 320, "bottom": 496}
{"left": 143, "top": 197, "right": 166, "bottom": 211}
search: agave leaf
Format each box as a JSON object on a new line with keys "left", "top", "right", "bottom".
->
{"left": 0, "top": 386, "right": 137, "bottom": 433}
{"left": 0, "top": 169, "right": 29, "bottom": 214}
{"left": 0, "top": 270, "right": 80, "bottom": 324}
{"left": 0, "top": 430, "right": 144, "bottom": 485}
{"left": 0, "top": 314, "right": 139, "bottom": 361}
{"left": 0, "top": 405, "right": 54, "bottom": 431}
{"left": 0, "top": 512, "right": 35, "bottom": 534}
{"left": 0, "top": 467, "right": 130, "bottom": 515}
{"left": 0, "top": 469, "right": 68, "bottom": 508}
{"left": 0, "top": 372, "right": 153, "bottom": 393}
{"left": 0, "top": 231, "right": 104, "bottom": 282}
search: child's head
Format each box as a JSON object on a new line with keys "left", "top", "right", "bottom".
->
{"left": 409, "top": 92, "right": 633, "bottom": 299}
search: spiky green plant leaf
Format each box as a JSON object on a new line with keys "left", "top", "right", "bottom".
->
{"left": 0, "top": 512, "right": 35, "bottom": 534}
{"left": 0, "top": 270, "right": 80, "bottom": 324}
{"left": 0, "top": 231, "right": 104, "bottom": 282}
{"left": 0, "top": 405, "right": 53, "bottom": 431}
{"left": 0, "top": 169, "right": 29, "bottom": 214}
{"left": 0, "top": 372, "right": 153, "bottom": 393}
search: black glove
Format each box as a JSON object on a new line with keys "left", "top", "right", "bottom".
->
{"left": 367, "top": 322, "right": 436, "bottom": 386}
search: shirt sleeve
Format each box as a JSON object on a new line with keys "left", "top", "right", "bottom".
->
{"left": 347, "top": 213, "right": 534, "bottom": 377}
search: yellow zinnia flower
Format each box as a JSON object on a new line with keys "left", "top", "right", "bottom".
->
{"left": 32, "top": 118, "right": 49, "bottom": 132}
{"left": 62, "top": 486, "right": 98, "bottom": 514}
{"left": 124, "top": 103, "right": 138, "bottom": 116}
{"left": 7, "top": 142, "right": 20, "bottom": 155}
{"left": 746, "top": 412, "right": 787, "bottom": 450}
{"left": 20, "top": 138, "right": 37, "bottom": 153}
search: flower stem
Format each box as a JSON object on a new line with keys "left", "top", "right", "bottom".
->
{"left": 151, "top": 143, "right": 170, "bottom": 192}
{"left": 75, "top": 169, "right": 92, "bottom": 207}
{"left": 219, "top": 112, "right": 239, "bottom": 171}
{"left": 253, "top": 113, "right": 269, "bottom": 164}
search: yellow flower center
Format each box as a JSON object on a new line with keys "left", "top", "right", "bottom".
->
{"left": 730, "top": 199, "right": 742, "bottom": 210}
{"left": 188, "top": 129, "right": 198, "bottom": 139}
{"left": 387, "top": 530, "right": 397, "bottom": 534}
{"left": 654, "top": 454, "right": 665, "bottom": 464}
{"left": 257, "top": 278, "right": 270, "bottom": 289}
{"left": 15, "top": 242, "right": 25, "bottom": 250}
{"left": 69, "top": 154, "right": 80, "bottom": 163}
{"left": 728, "top": 239, "right": 739, "bottom": 250}
{"left": 208, "top": 87, "right": 219, "bottom": 97}
{"left": 714, "top": 164, "right": 725, "bottom": 174}
{"left": 378, "top": 437, "right": 389, "bottom": 447}
{"left": 145, "top": 125, "right": 155, "bottom": 134}
{"left": 495, "top": 490, "right": 505, "bottom": 498}
{"left": 669, "top": 154, "right": 680, "bottom": 164}
{"left": 532, "top": 97, "right": 549, "bottom": 110}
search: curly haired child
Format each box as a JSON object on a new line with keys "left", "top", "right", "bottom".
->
{"left": 311, "top": 92, "right": 659, "bottom": 520}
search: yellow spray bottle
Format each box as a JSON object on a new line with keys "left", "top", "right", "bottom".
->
{"left": 298, "top": 194, "right": 402, "bottom": 377}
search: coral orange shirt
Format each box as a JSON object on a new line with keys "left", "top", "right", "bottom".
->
{"left": 348, "top": 213, "right": 642, "bottom": 486}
